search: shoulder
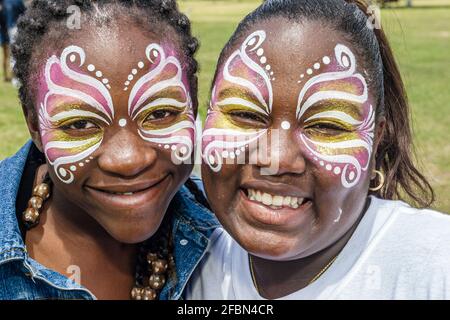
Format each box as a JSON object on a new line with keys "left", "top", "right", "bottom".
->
{"left": 369, "top": 197, "right": 450, "bottom": 272}
{"left": 170, "top": 176, "right": 219, "bottom": 237}
{"left": 0, "top": 140, "right": 32, "bottom": 177}
{"left": 373, "top": 197, "right": 450, "bottom": 241}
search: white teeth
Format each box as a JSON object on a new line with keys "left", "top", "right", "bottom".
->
{"left": 112, "top": 192, "right": 134, "bottom": 196}
{"left": 291, "top": 197, "right": 298, "bottom": 207}
{"left": 273, "top": 195, "right": 283, "bottom": 206}
{"left": 262, "top": 193, "right": 272, "bottom": 206}
{"left": 246, "top": 189, "right": 306, "bottom": 209}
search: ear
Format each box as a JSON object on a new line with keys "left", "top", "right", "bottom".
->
{"left": 22, "top": 104, "right": 44, "bottom": 153}
{"left": 370, "top": 115, "right": 386, "bottom": 179}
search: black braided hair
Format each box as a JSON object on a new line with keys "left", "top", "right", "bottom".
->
{"left": 212, "top": 0, "right": 434, "bottom": 208}
{"left": 12, "top": 0, "right": 200, "bottom": 123}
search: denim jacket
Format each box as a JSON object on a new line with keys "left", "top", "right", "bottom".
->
{"left": 0, "top": 141, "right": 218, "bottom": 300}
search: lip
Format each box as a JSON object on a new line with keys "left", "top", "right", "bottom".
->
{"left": 241, "top": 180, "right": 311, "bottom": 199}
{"left": 84, "top": 174, "right": 171, "bottom": 209}
{"left": 238, "top": 183, "right": 313, "bottom": 227}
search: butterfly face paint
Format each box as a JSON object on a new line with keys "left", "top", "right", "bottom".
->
{"left": 202, "top": 30, "right": 273, "bottom": 172}
{"left": 296, "top": 44, "right": 375, "bottom": 188}
{"left": 38, "top": 46, "right": 114, "bottom": 184}
{"left": 38, "top": 43, "right": 195, "bottom": 184}
{"left": 128, "top": 44, "right": 195, "bottom": 163}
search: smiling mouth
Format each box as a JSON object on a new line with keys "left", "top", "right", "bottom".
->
{"left": 85, "top": 174, "right": 170, "bottom": 198}
{"left": 243, "top": 188, "right": 311, "bottom": 210}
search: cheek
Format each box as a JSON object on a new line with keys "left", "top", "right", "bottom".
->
{"left": 138, "top": 119, "right": 196, "bottom": 164}
{"left": 298, "top": 129, "right": 373, "bottom": 189}
{"left": 202, "top": 111, "right": 267, "bottom": 173}
{"left": 40, "top": 126, "right": 103, "bottom": 184}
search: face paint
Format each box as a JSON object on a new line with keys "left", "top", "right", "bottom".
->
{"left": 296, "top": 44, "right": 375, "bottom": 188}
{"left": 202, "top": 30, "right": 273, "bottom": 171}
{"left": 38, "top": 46, "right": 114, "bottom": 184}
{"left": 38, "top": 43, "right": 195, "bottom": 184}
{"left": 127, "top": 43, "right": 195, "bottom": 162}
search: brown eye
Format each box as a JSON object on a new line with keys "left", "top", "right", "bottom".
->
{"left": 305, "top": 122, "right": 351, "bottom": 135}
{"left": 144, "top": 108, "right": 181, "bottom": 124}
{"left": 61, "top": 120, "right": 99, "bottom": 130}
{"left": 228, "top": 110, "right": 269, "bottom": 128}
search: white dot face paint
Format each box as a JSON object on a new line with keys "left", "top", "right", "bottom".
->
{"left": 296, "top": 44, "right": 375, "bottom": 188}
{"left": 119, "top": 119, "right": 127, "bottom": 127}
{"left": 38, "top": 46, "right": 114, "bottom": 184}
{"left": 281, "top": 121, "right": 291, "bottom": 130}
{"left": 202, "top": 30, "right": 273, "bottom": 172}
{"left": 38, "top": 42, "right": 196, "bottom": 184}
{"left": 128, "top": 43, "right": 196, "bottom": 163}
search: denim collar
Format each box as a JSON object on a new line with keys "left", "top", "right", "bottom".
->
{"left": 0, "top": 140, "right": 32, "bottom": 263}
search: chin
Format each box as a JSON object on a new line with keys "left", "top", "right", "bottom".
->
{"left": 98, "top": 209, "right": 166, "bottom": 244}
{"left": 106, "top": 222, "right": 161, "bottom": 244}
{"left": 225, "top": 218, "right": 304, "bottom": 261}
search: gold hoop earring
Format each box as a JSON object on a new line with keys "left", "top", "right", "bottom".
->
{"left": 369, "top": 170, "right": 385, "bottom": 192}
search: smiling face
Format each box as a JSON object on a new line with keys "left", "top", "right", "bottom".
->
{"left": 28, "top": 19, "right": 195, "bottom": 243}
{"left": 202, "top": 19, "right": 382, "bottom": 260}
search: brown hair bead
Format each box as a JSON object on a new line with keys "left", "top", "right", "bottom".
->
{"left": 23, "top": 207, "right": 40, "bottom": 224}
{"left": 152, "top": 259, "right": 168, "bottom": 274}
{"left": 28, "top": 196, "right": 44, "bottom": 210}
{"left": 33, "top": 183, "right": 50, "bottom": 199}
{"left": 149, "top": 274, "right": 166, "bottom": 290}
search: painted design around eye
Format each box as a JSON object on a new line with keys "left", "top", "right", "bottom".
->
{"left": 39, "top": 45, "right": 114, "bottom": 184}
{"left": 296, "top": 44, "right": 375, "bottom": 188}
{"left": 128, "top": 43, "right": 195, "bottom": 162}
{"left": 202, "top": 30, "right": 273, "bottom": 172}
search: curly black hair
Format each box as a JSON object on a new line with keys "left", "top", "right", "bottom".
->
{"left": 11, "top": 0, "right": 200, "bottom": 123}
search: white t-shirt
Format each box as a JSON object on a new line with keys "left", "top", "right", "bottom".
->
{"left": 186, "top": 197, "right": 450, "bottom": 300}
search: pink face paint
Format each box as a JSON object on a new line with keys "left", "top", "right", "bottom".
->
{"left": 128, "top": 43, "right": 195, "bottom": 162}
{"left": 202, "top": 30, "right": 273, "bottom": 171}
{"left": 296, "top": 44, "right": 375, "bottom": 188}
{"left": 38, "top": 46, "right": 114, "bottom": 184}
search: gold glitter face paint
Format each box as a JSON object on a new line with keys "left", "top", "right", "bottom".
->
{"left": 296, "top": 44, "right": 375, "bottom": 188}
{"left": 202, "top": 30, "right": 273, "bottom": 172}
{"left": 127, "top": 43, "right": 195, "bottom": 163}
{"left": 38, "top": 46, "right": 113, "bottom": 184}
{"left": 38, "top": 43, "right": 196, "bottom": 184}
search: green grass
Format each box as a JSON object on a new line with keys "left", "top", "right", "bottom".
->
{"left": 0, "top": 0, "right": 448, "bottom": 211}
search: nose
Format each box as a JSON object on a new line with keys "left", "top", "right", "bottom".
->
{"left": 97, "top": 130, "right": 157, "bottom": 177}
{"left": 254, "top": 127, "right": 306, "bottom": 176}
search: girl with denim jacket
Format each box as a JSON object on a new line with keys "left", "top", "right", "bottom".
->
{"left": 0, "top": 0, "right": 217, "bottom": 300}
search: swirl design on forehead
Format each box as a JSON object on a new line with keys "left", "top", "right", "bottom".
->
{"left": 39, "top": 45, "right": 114, "bottom": 184}
{"left": 203, "top": 30, "right": 272, "bottom": 171}
{"left": 128, "top": 43, "right": 195, "bottom": 162}
{"left": 297, "top": 44, "right": 375, "bottom": 188}
{"left": 220, "top": 30, "right": 273, "bottom": 115}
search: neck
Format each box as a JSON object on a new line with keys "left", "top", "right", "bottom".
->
{"left": 25, "top": 166, "right": 138, "bottom": 299}
{"left": 250, "top": 200, "right": 369, "bottom": 299}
